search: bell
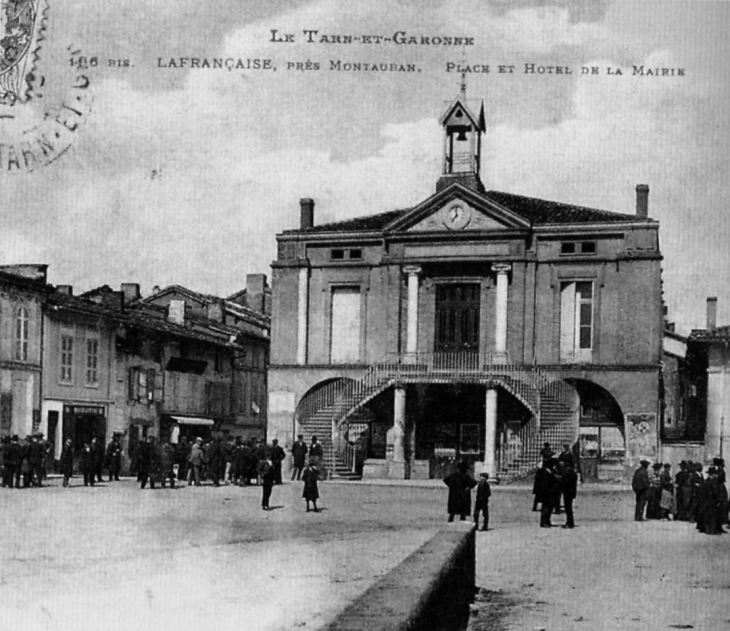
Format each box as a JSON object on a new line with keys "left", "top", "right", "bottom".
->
{"left": 456, "top": 128, "right": 468, "bottom": 141}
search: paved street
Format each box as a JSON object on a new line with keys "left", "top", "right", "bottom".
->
{"left": 1, "top": 479, "right": 728, "bottom": 630}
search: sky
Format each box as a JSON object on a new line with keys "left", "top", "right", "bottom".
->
{"left": 1, "top": 0, "right": 728, "bottom": 335}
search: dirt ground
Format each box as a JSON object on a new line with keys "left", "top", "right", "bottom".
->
{"left": 1, "top": 479, "right": 728, "bottom": 630}
{"left": 468, "top": 489, "right": 730, "bottom": 631}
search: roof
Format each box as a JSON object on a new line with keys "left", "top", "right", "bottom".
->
{"left": 689, "top": 326, "right": 730, "bottom": 343}
{"left": 291, "top": 188, "right": 651, "bottom": 234}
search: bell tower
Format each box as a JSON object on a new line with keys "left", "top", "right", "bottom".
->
{"left": 437, "top": 79, "right": 486, "bottom": 193}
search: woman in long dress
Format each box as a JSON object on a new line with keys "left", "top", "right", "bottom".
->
{"left": 302, "top": 463, "right": 320, "bottom": 512}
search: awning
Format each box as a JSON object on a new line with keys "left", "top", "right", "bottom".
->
{"left": 170, "top": 415, "right": 215, "bottom": 426}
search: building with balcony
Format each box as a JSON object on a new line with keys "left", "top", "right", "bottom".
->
{"left": 268, "top": 90, "right": 664, "bottom": 482}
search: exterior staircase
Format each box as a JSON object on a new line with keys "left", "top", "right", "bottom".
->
{"left": 295, "top": 353, "right": 579, "bottom": 482}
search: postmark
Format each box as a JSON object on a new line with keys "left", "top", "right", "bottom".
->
{"left": 0, "top": 0, "right": 92, "bottom": 173}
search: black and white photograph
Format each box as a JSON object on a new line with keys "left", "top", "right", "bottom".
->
{"left": 1, "top": 1, "right": 729, "bottom": 629}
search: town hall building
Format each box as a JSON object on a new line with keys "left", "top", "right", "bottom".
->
{"left": 267, "top": 90, "right": 664, "bottom": 482}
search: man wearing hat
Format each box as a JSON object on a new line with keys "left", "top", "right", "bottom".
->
{"left": 632, "top": 459, "right": 651, "bottom": 521}
{"left": 473, "top": 470, "right": 492, "bottom": 531}
{"left": 443, "top": 461, "right": 478, "bottom": 523}
{"left": 186, "top": 437, "right": 204, "bottom": 486}
{"left": 290, "top": 434, "right": 308, "bottom": 481}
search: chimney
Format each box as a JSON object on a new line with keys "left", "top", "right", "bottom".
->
{"left": 168, "top": 299, "right": 186, "bottom": 325}
{"left": 246, "top": 273, "right": 266, "bottom": 314}
{"left": 55, "top": 285, "right": 73, "bottom": 296}
{"left": 636, "top": 184, "right": 649, "bottom": 218}
{"left": 707, "top": 297, "right": 718, "bottom": 330}
{"left": 121, "top": 283, "right": 141, "bottom": 304}
{"left": 300, "top": 198, "right": 314, "bottom": 230}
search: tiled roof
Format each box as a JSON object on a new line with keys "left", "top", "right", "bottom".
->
{"left": 689, "top": 326, "right": 730, "bottom": 342}
{"left": 484, "top": 191, "right": 649, "bottom": 225}
{"left": 296, "top": 208, "right": 410, "bottom": 233}
{"left": 292, "top": 189, "right": 649, "bottom": 233}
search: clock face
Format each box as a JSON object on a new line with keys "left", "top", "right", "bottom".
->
{"left": 442, "top": 204, "right": 472, "bottom": 230}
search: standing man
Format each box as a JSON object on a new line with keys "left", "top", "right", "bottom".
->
{"left": 60, "top": 438, "right": 75, "bottom": 487}
{"left": 473, "top": 470, "right": 491, "bottom": 531}
{"left": 561, "top": 462, "right": 578, "bottom": 529}
{"left": 137, "top": 435, "right": 155, "bottom": 489}
{"left": 79, "top": 442, "right": 96, "bottom": 487}
{"left": 443, "top": 461, "right": 477, "bottom": 522}
{"left": 106, "top": 435, "right": 122, "bottom": 482}
{"left": 632, "top": 459, "right": 651, "bottom": 521}
{"left": 270, "top": 439, "right": 286, "bottom": 485}
{"left": 5, "top": 435, "right": 22, "bottom": 488}
{"left": 290, "top": 434, "right": 308, "bottom": 481}
{"left": 309, "top": 436, "right": 324, "bottom": 477}
{"left": 535, "top": 459, "right": 559, "bottom": 528}
{"left": 258, "top": 454, "right": 276, "bottom": 510}
{"left": 160, "top": 439, "right": 176, "bottom": 489}
{"left": 187, "top": 437, "right": 204, "bottom": 487}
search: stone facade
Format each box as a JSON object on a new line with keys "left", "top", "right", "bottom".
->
{"left": 268, "top": 92, "right": 664, "bottom": 482}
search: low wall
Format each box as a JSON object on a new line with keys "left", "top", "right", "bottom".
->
{"left": 323, "top": 525, "right": 475, "bottom": 631}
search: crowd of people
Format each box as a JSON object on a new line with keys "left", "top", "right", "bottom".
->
{"left": 0, "top": 433, "right": 53, "bottom": 488}
{"left": 531, "top": 442, "right": 579, "bottom": 529}
{"left": 1, "top": 431, "right": 325, "bottom": 513}
{"left": 632, "top": 457, "right": 729, "bottom": 534}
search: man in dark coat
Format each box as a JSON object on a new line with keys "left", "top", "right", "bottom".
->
{"left": 160, "top": 439, "right": 176, "bottom": 488}
{"left": 106, "top": 436, "right": 122, "bottom": 482}
{"left": 632, "top": 459, "right": 651, "bottom": 521}
{"left": 535, "top": 459, "right": 559, "bottom": 527}
{"left": 207, "top": 437, "right": 226, "bottom": 487}
{"left": 258, "top": 456, "right": 276, "bottom": 510}
{"left": 136, "top": 436, "right": 156, "bottom": 489}
{"left": 4, "top": 435, "right": 23, "bottom": 488}
{"left": 79, "top": 442, "right": 96, "bottom": 487}
{"left": 309, "top": 436, "right": 324, "bottom": 478}
{"left": 290, "top": 434, "right": 308, "bottom": 481}
{"left": 270, "top": 439, "right": 286, "bottom": 485}
{"left": 560, "top": 462, "right": 578, "bottom": 529}
{"left": 61, "top": 439, "right": 75, "bottom": 487}
{"left": 473, "top": 470, "right": 491, "bottom": 531}
{"left": 92, "top": 437, "right": 105, "bottom": 483}
{"left": 444, "top": 461, "right": 477, "bottom": 522}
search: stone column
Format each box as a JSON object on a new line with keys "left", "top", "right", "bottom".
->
{"left": 484, "top": 387, "right": 498, "bottom": 482}
{"left": 492, "top": 264, "right": 511, "bottom": 360}
{"left": 296, "top": 266, "right": 309, "bottom": 365}
{"left": 390, "top": 385, "right": 407, "bottom": 478}
{"left": 404, "top": 266, "right": 422, "bottom": 356}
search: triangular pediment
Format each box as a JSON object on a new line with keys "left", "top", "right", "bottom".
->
{"left": 384, "top": 183, "right": 531, "bottom": 234}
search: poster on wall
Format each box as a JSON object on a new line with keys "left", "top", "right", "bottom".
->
{"left": 1, "top": 0, "right": 728, "bottom": 628}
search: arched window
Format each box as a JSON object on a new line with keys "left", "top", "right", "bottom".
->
{"left": 15, "top": 306, "right": 29, "bottom": 361}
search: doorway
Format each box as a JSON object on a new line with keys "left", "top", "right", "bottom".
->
{"left": 434, "top": 284, "right": 480, "bottom": 353}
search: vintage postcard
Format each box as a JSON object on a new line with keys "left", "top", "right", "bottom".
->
{"left": 1, "top": 1, "right": 729, "bottom": 629}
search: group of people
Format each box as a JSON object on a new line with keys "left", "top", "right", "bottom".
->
{"left": 632, "top": 457, "right": 728, "bottom": 534}
{"left": 0, "top": 433, "right": 53, "bottom": 489}
{"left": 443, "top": 461, "right": 492, "bottom": 530}
{"left": 531, "top": 442, "right": 579, "bottom": 529}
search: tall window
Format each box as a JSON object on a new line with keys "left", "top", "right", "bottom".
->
{"left": 14, "top": 306, "right": 29, "bottom": 361}
{"left": 60, "top": 335, "right": 74, "bottom": 383}
{"left": 560, "top": 281, "right": 594, "bottom": 363}
{"left": 86, "top": 338, "right": 99, "bottom": 386}
{"left": 330, "top": 287, "right": 361, "bottom": 364}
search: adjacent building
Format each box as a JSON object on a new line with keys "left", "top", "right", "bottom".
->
{"left": 0, "top": 265, "right": 47, "bottom": 440}
{"left": 34, "top": 278, "right": 270, "bottom": 472}
{"left": 268, "top": 90, "right": 664, "bottom": 482}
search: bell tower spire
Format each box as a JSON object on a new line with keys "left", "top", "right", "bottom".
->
{"left": 437, "top": 81, "right": 486, "bottom": 193}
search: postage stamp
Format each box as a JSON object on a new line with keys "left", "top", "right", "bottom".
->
{"left": 0, "top": 0, "right": 92, "bottom": 173}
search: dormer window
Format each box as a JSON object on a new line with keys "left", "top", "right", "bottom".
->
{"left": 330, "top": 248, "right": 363, "bottom": 261}
{"left": 561, "top": 241, "right": 596, "bottom": 256}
